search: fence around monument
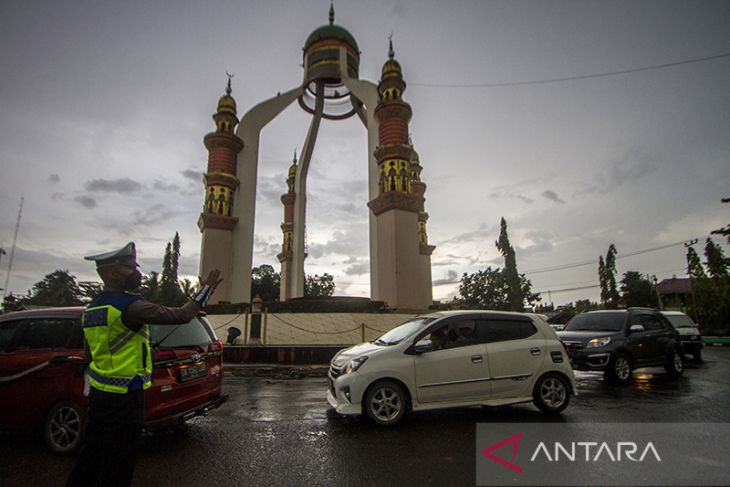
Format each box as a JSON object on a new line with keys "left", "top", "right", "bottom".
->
{"left": 205, "top": 312, "right": 417, "bottom": 345}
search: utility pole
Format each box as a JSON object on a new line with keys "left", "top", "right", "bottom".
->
{"left": 3, "top": 197, "right": 24, "bottom": 298}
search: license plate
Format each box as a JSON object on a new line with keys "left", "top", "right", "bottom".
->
{"left": 179, "top": 362, "right": 208, "bottom": 382}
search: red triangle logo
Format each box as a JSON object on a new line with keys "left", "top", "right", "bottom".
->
{"left": 481, "top": 432, "right": 524, "bottom": 474}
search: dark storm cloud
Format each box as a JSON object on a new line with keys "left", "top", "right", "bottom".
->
{"left": 51, "top": 192, "right": 65, "bottom": 201}
{"left": 181, "top": 169, "right": 202, "bottom": 183}
{"left": 342, "top": 256, "right": 369, "bottom": 276}
{"left": 542, "top": 190, "right": 565, "bottom": 204}
{"left": 433, "top": 270, "right": 460, "bottom": 286}
{"left": 436, "top": 224, "right": 495, "bottom": 246}
{"left": 153, "top": 179, "right": 180, "bottom": 192}
{"left": 132, "top": 204, "right": 178, "bottom": 226}
{"left": 517, "top": 230, "right": 554, "bottom": 255}
{"left": 85, "top": 178, "right": 143, "bottom": 194}
{"left": 253, "top": 234, "right": 280, "bottom": 261}
{"left": 75, "top": 195, "right": 97, "bottom": 209}
{"left": 308, "top": 228, "right": 368, "bottom": 260}
{"left": 488, "top": 191, "right": 534, "bottom": 204}
{"left": 48, "top": 174, "right": 60, "bottom": 183}
{"left": 578, "top": 152, "right": 659, "bottom": 196}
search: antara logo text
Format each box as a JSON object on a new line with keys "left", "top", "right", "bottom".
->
{"left": 482, "top": 433, "right": 662, "bottom": 473}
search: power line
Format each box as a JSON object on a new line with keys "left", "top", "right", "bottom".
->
{"left": 523, "top": 238, "right": 698, "bottom": 275}
{"left": 411, "top": 52, "right": 730, "bottom": 88}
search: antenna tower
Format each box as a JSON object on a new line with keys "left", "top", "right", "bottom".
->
{"left": 3, "top": 197, "right": 24, "bottom": 297}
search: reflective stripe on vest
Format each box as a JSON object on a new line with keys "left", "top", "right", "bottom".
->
{"left": 88, "top": 368, "right": 151, "bottom": 389}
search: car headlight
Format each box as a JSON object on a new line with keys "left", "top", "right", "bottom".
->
{"left": 344, "top": 356, "right": 368, "bottom": 374}
{"left": 586, "top": 337, "right": 611, "bottom": 349}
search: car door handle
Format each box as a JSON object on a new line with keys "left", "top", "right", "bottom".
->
{"left": 530, "top": 347, "right": 541, "bottom": 356}
{"left": 471, "top": 355, "right": 483, "bottom": 363}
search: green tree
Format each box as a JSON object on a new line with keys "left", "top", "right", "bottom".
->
{"left": 251, "top": 265, "right": 280, "bottom": 302}
{"left": 459, "top": 267, "right": 507, "bottom": 309}
{"left": 78, "top": 281, "right": 103, "bottom": 303}
{"left": 304, "top": 273, "right": 336, "bottom": 298}
{"left": 704, "top": 238, "right": 729, "bottom": 281}
{"left": 710, "top": 197, "right": 730, "bottom": 244}
{"left": 598, "top": 244, "right": 619, "bottom": 308}
{"left": 159, "top": 234, "right": 186, "bottom": 306}
{"left": 619, "top": 271, "right": 657, "bottom": 308}
{"left": 703, "top": 238, "right": 730, "bottom": 333}
{"left": 140, "top": 271, "right": 161, "bottom": 302}
{"left": 25, "top": 269, "right": 84, "bottom": 306}
{"left": 495, "top": 217, "right": 524, "bottom": 311}
{"left": 686, "top": 245, "right": 711, "bottom": 325}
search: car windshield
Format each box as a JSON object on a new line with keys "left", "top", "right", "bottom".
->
{"left": 564, "top": 312, "right": 625, "bottom": 332}
{"left": 150, "top": 317, "right": 215, "bottom": 349}
{"left": 664, "top": 314, "right": 696, "bottom": 329}
{"left": 374, "top": 317, "right": 436, "bottom": 345}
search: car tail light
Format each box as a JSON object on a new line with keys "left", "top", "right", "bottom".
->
{"left": 154, "top": 351, "right": 176, "bottom": 362}
{"left": 559, "top": 340, "right": 569, "bottom": 355}
{"left": 209, "top": 340, "right": 224, "bottom": 352}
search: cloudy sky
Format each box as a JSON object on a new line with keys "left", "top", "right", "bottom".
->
{"left": 1, "top": 0, "right": 728, "bottom": 305}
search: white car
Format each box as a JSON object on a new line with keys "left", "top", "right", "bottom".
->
{"left": 327, "top": 310, "right": 577, "bottom": 425}
{"left": 661, "top": 311, "right": 704, "bottom": 361}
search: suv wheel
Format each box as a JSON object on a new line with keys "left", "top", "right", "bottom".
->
{"left": 692, "top": 351, "right": 702, "bottom": 363}
{"left": 45, "top": 401, "right": 86, "bottom": 455}
{"left": 606, "top": 353, "right": 632, "bottom": 384}
{"left": 533, "top": 373, "right": 570, "bottom": 414}
{"left": 665, "top": 349, "right": 685, "bottom": 378}
{"left": 364, "top": 381, "right": 407, "bottom": 426}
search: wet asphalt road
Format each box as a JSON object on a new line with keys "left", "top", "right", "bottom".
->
{"left": 2, "top": 348, "right": 729, "bottom": 487}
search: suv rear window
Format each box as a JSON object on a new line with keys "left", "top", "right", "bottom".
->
{"left": 150, "top": 317, "right": 214, "bottom": 349}
{"left": 664, "top": 314, "right": 696, "bottom": 329}
{"left": 565, "top": 312, "right": 625, "bottom": 332}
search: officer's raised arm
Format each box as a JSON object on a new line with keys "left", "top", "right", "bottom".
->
{"left": 125, "top": 269, "right": 224, "bottom": 327}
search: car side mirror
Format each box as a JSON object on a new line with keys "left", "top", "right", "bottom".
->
{"left": 414, "top": 339, "right": 433, "bottom": 353}
{"left": 628, "top": 325, "right": 644, "bottom": 334}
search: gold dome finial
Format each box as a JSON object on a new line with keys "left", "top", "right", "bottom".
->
{"left": 388, "top": 32, "right": 394, "bottom": 60}
{"left": 225, "top": 71, "right": 234, "bottom": 95}
{"left": 329, "top": 1, "right": 335, "bottom": 25}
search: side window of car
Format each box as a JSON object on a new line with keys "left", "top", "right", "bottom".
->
{"left": 424, "top": 319, "right": 479, "bottom": 351}
{"left": 0, "top": 320, "right": 25, "bottom": 351}
{"left": 640, "top": 315, "right": 664, "bottom": 331}
{"left": 14, "top": 319, "right": 78, "bottom": 350}
{"left": 482, "top": 319, "right": 537, "bottom": 343}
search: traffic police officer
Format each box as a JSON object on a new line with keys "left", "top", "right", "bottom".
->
{"left": 66, "top": 242, "right": 222, "bottom": 487}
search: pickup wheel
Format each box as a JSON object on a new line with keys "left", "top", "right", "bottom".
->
{"left": 665, "top": 349, "right": 685, "bottom": 378}
{"left": 45, "top": 401, "right": 86, "bottom": 455}
{"left": 533, "top": 373, "right": 570, "bottom": 414}
{"left": 606, "top": 353, "right": 632, "bottom": 384}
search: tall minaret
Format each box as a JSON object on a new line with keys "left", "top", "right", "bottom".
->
{"left": 410, "top": 145, "right": 435, "bottom": 307}
{"left": 368, "top": 39, "right": 434, "bottom": 308}
{"left": 278, "top": 151, "right": 298, "bottom": 301}
{"left": 198, "top": 77, "right": 244, "bottom": 304}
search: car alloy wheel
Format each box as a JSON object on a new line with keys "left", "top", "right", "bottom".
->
{"left": 613, "top": 355, "right": 631, "bottom": 383}
{"left": 45, "top": 401, "right": 85, "bottom": 455}
{"left": 666, "top": 349, "right": 685, "bottom": 378}
{"left": 533, "top": 373, "right": 570, "bottom": 414}
{"left": 365, "top": 381, "right": 407, "bottom": 426}
{"left": 540, "top": 377, "right": 567, "bottom": 409}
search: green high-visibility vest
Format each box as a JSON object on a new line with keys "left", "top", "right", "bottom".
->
{"left": 82, "top": 292, "right": 152, "bottom": 394}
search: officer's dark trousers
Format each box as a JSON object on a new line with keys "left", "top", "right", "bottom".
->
{"left": 66, "top": 387, "right": 144, "bottom": 487}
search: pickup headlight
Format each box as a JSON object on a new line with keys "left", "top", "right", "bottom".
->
{"left": 586, "top": 337, "right": 611, "bottom": 349}
{"left": 344, "top": 356, "right": 368, "bottom": 374}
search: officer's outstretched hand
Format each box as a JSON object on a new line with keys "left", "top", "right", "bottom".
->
{"left": 201, "top": 269, "right": 224, "bottom": 291}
